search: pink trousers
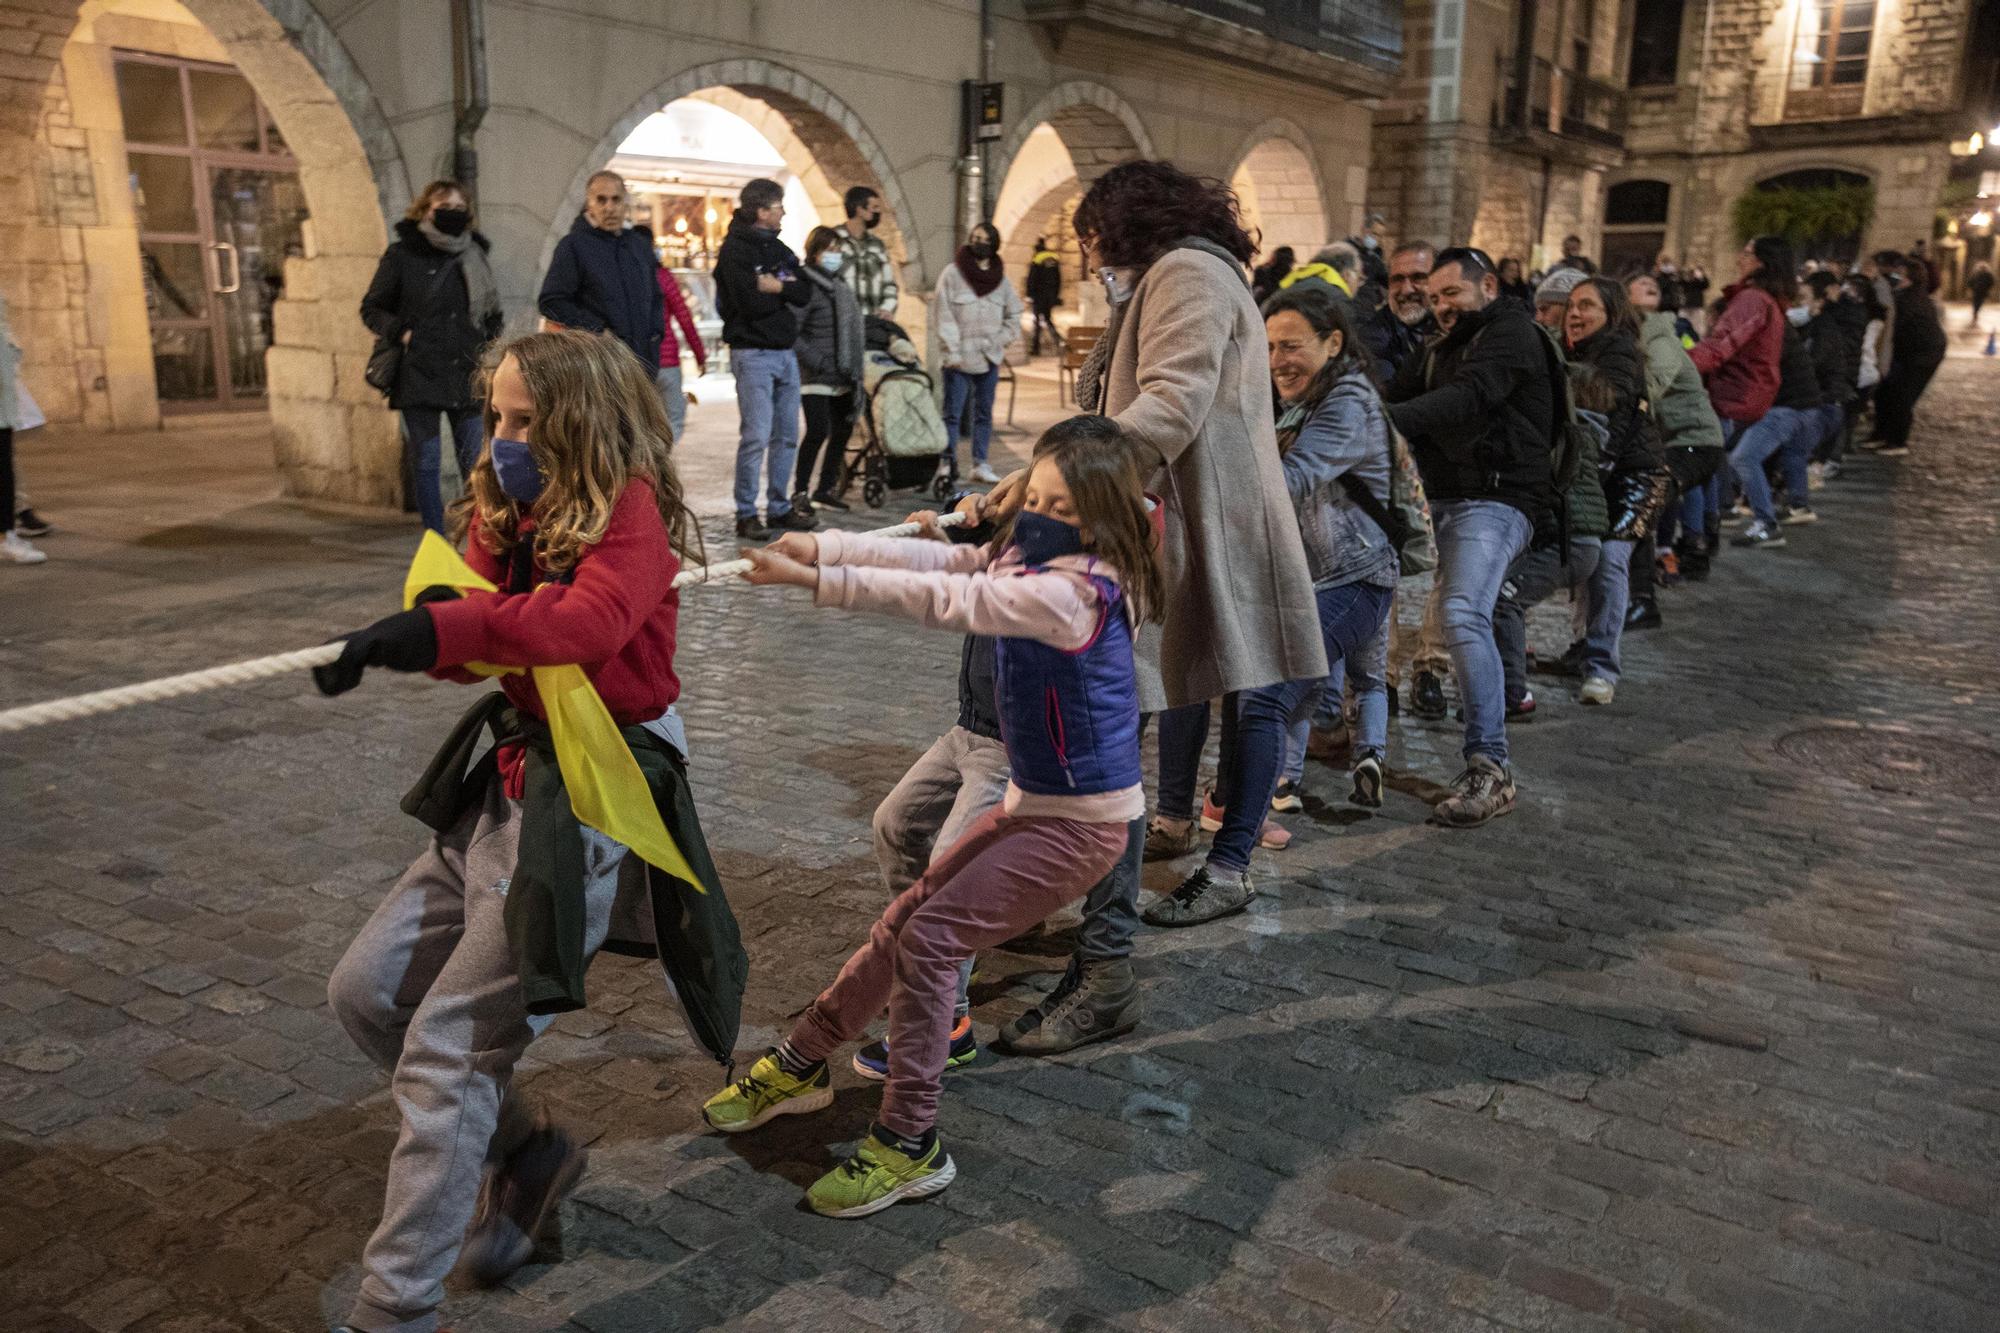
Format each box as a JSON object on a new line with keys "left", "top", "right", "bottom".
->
{"left": 786, "top": 805, "right": 1127, "bottom": 1136}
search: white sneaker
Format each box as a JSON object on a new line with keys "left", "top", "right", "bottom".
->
{"left": 1580, "top": 676, "right": 1615, "bottom": 706}
{"left": 1807, "top": 462, "right": 1825, "bottom": 491}
{"left": 970, "top": 463, "right": 1000, "bottom": 484}
{"left": 3, "top": 531, "right": 47, "bottom": 564}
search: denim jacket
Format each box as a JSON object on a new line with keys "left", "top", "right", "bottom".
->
{"left": 1280, "top": 368, "right": 1400, "bottom": 591}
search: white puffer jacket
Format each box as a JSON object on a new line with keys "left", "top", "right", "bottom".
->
{"left": 933, "top": 259, "right": 1022, "bottom": 374}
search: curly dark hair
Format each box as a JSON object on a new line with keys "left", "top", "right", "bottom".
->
{"left": 1073, "top": 160, "right": 1257, "bottom": 269}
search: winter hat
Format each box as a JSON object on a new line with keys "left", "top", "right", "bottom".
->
{"left": 1534, "top": 268, "right": 1589, "bottom": 306}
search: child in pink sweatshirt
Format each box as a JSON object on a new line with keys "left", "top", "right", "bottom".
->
{"left": 700, "top": 414, "right": 1164, "bottom": 1217}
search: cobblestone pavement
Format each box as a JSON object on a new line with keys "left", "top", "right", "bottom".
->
{"left": 3, "top": 351, "right": 1998, "bottom": 1333}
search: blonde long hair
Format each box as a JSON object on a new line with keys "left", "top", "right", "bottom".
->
{"left": 455, "top": 330, "right": 703, "bottom": 575}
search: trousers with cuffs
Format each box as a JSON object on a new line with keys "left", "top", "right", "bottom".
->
{"left": 786, "top": 805, "right": 1126, "bottom": 1137}
{"left": 327, "top": 779, "right": 630, "bottom": 1333}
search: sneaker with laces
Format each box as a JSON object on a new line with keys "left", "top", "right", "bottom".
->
{"left": 767, "top": 507, "right": 819, "bottom": 533}
{"left": 997, "top": 957, "right": 1140, "bottom": 1055}
{"left": 1191, "top": 796, "right": 1290, "bottom": 850}
{"left": 2, "top": 531, "right": 46, "bottom": 564}
{"left": 1410, "top": 670, "right": 1447, "bottom": 720}
{"left": 1197, "top": 790, "right": 1225, "bottom": 832}
{"left": 852, "top": 1016, "right": 978, "bottom": 1082}
{"left": 701, "top": 1053, "right": 833, "bottom": 1133}
{"left": 969, "top": 462, "right": 1001, "bottom": 484}
{"left": 1429, "top": 756, "right": 1517, "bottom": 828}
{"left": 1142, "top": 814, "right": 1199, "bottom": 861}
{"left": 790, "top": 490, "right": 816, "bottom": 518}
{"left": 1579, "top": 676, "right": 1615, "bottom": 706}
{"left": 13, "top": 509, "right": 50, "bottom": 538}
{"left": 810, "top": 490, "right": 851, "bottom": 512}
{"left": 1350, "top": 754, "right": 1384, "bottom": 809}
{"left": 1507, "top": 691, "right": 1536, "bottom": 723}
{"left": 1731, "top": 521, "right": 1786, "bottom": 548}
{"left": 458, "top": 1119, "right": 588, "bottom": 1286}
{"left": 805, "top": 1125, "right": 956, "bottom": 1218}
{"left": 1141, "top": 865, "right": 1256, "bottom": 927}
{"left": 1270, "top": 779, "right": 1303, "bottom": 813}
{"left": 1781, "top": 504, "right": 1817, "bottom": 525}
{"left": 1625, "top": 599, "right": 1662, "bottom": 631}
{"left": 734, "top": 515, "right": 769, "bottom": 542}
{"left": 1807, "top": 461, "right": 1825, "bottom": 491}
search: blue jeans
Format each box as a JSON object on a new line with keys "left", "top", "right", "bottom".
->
{"left": 1583, "top": 537, "right": 1634, "bottom": 682}
{"left": 1434, "top": 500, "right": 1533, "bottom": 765}
{"left": 732, "top": 348, "right": 801, "bottom": 520}
{"left": 1492, "top": 538, "right": 1600, "bottom": 707}
{"left": 1216, "top": 582, "right": 1393, "bottom": 870}
{"left": 404, "top": 408, "right": 484, "bottom": 534}
{"left": 1282, "top": 586, "right": 1395, "bottom": 783}
{"left": 1806, "top": 401, "right": 1844, "bottom": 464}
{"left": 656, "top": 364, "right": 686, "bottom": 443}
{"left": 941, "top": 365, "right": 1001, "bottom": 466}
{"left": 1729, "top": 405, "right": 1812, "bottom": 525}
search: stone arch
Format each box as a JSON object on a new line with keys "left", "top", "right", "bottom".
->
{"left": 544, "top": 60, "right": 923, "bottom": 295}
{"left": 0, "top": 0, "right": 409, "bottom": 504}
{"left": 992, "top": 80, "right": 1156, "bottom": 198}
{"left": 1226, "top": 119, "right": 1331, "bottom": 260}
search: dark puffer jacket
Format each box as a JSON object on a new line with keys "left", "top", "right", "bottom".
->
{"left": 1384, "top": 297, "right": 1557, "bottom": 524}
{"left": 794, "top": 265, "right": 865, "bottom": 391}
{"left": 359, "top": 219, "right": 502, "bottom": 410}
{"left": 1803, "top": 309, "right": 1854, "bottom": 407}
{"left": 537, "top": 215, "right": 665, "bottom": 368}
{"left": 1569, "top": 324, "right": 1668, "bottom": 539}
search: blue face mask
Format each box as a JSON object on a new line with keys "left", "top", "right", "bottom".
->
{"left": 819, "top": 251, "right": 845, "bottom": 274}
{"left": 490, "top": 437, "right": 544, "bottom": 505}
{"left": 1787, "top": 305, "right": 1811, "bottom": 327}
{"left": 1012, "top": 509, "right": 1086, "bottom": 566}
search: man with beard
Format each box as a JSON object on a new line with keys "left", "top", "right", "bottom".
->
{"left": 838, "top": 185, "right": 900, "bottom": 319}
{"left": 1361, "top": 241, "right": 1436, "bottom": 380}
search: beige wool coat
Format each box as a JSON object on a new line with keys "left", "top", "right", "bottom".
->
{"left": 1101, "top": 247, "right": 1327, "bottom": 711}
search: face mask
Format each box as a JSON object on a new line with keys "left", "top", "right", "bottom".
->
{"left": 1012, "top": 509, "right": 1086, "bottom": 566}
{"left": 864, "top": 211, "right": 881, "bottom": 231}
{"left": 1787, "top": 305, "right": 1811, "bottom": 327}
{"left": 490, "top": 437, "right": 544, "bottom": 505}
{"left": 431, "top": 207, "right": 471, "bottom": 237}
{"left": 970, "top": 241, "right": 995, "bottom": 260}
{"left": 1100, "top": 266, "right": 1132, "bottom": 306}
{"left": 819, "top": 251, "right": 845, "bottom": 274}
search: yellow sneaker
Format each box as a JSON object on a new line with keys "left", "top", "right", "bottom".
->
{"left": 701, "top": 1054, "right": 832, "bottom": 1134}
{"left": 805, "top": 1127, "right": 956, "bottom": 1218}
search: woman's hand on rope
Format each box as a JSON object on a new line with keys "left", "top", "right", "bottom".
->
{"left": 741, "top": 546, "right": 818, "bottom": 590}
{"left": 313, "top": 609, "right": 440, "bottom": 696}
{"left": 906, "top": 510, "right": 951, "bottom": 543}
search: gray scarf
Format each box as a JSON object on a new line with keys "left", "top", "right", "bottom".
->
{"left": 1074, "top": 236, "right": 1248, "bottom": 415}
{"left": 420, "top": 218, "right": 500, "bottom": 327}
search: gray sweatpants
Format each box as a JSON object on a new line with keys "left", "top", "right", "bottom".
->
{"left": 871, "top": 725, "right": 1010, "bottom": 1019}
{"left": 328, "top": 780, "right": 627, "bottom": 1333}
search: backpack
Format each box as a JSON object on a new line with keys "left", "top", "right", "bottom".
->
{"left": 1337, "top": 417, "right": 1437, "bottom": 576}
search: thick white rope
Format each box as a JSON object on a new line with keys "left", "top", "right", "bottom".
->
{"left": 0, "top": 510, "right": 971, "bottom": 735}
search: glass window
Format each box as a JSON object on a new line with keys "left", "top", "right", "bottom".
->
{"left": 188, "top": 69, "right": 262, "bottom": 153}
{"left": 1627, "top": 0, "right": 1685, "bottom": 87}
{"left": 130, "top": 152, "right": 198, "bottom": 234}
{"left": 1792, "top": 1, "right": 1874, "bottom": 91}
{"left": 116, "top": 61, "right": 187, "bottom": 146}
{"left": 140, "top": 241, "right": 209, "bottom": 321}
{"left": 1606, "top": 180, "right": 1672, "bottom": 227}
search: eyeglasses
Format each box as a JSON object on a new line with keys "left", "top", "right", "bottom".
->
{"left": 1434, "top": 246, "right": 1495, "bottom": 279}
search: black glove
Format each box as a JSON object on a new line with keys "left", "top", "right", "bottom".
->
{"left": 313, "top": 608, "right": 440, "bottom": 696}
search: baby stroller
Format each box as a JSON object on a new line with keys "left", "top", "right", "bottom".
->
{"left": 843, "top": 316, "right": 954, "bottom": 509}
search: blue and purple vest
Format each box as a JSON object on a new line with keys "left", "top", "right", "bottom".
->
{"left": 993, "top": 562, "right": 1143, "bottom": 796}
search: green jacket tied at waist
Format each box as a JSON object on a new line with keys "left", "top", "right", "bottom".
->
{"left": 402, "top": 693, "right": 748, "bottom": 1065}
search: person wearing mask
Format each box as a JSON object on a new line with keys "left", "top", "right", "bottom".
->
{"left": 968, "top": 160, "right": 1326, "bottom": 1051}
{"left": 1866, "top": 250, "right": 1947, "bottom": 458}
{"left": 1840, "top": 272, "right": 1887, "bottom": 478}
{"left": 1496, "top": 257, "right": 1535, "bottom": 308}
{"left": 838, "top": 185, "right": 900, "bottom": 319}
{"left": 715, "top": 177, "right": 815, "bottom": 539}
{"left": 1550, "top": 235, "right": 1597, "bottom": 276}
{"left": 791, "top": 227, "right": 866, "bottom": 516}
{"left": 537, "top": 170, "right": 664, "bottom": 371}
{"left": 1346, "top": 214, "right": 1392, "bottom": 311}
{"left": 1687, "top": 236, "right": 1792, "bottom": 559}
{"left": 1801, "top": 272, "right": 1860, "bottom": 487}
{"left": 1251, "top": 246, "right": 1295, "bottom": 306}
{"left": 1726, "top": 301, "right": 1823, "bottom": 546}
{"left": 1361, "top": 241, "right": 1436, "bottom": 380}
{"left": 1969, "top": 261, "right": 1994, "bottom": 324}
{"left": 1, "top": 291, "right": 45, "bottom": 564}
{"left": 363, "top": 179, "right": 504, "bottom": 534}
{"left": 1652, "top": 255, "right": 1684, "bottom": 315}
{"left": 934, "top": 221, "right": 1023, "bottom": 486}
{"left": 1384, "top": 246, "right": 1557, "bottom": 827}
{"left": 1025, "top": 237, "right": 1065, "bottom": 355}
{"left": 654, "top": 266, "right": 707, "bottom": 445}
{"left": 1623, "top": 271, "right": 1723, "bottom": 622}
{"left": 1562, "top": 278, "right": 1668, "bottom": 705}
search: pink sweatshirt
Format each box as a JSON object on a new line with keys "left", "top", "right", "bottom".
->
{"left": 812, "top": 529, "right": 1144, "bottom": 823}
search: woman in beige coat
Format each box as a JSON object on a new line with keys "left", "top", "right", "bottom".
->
{"left": 978, "top": 160, "right": 1325, "bottom": 1056}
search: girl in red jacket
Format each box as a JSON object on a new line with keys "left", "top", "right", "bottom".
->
{"left": 313, "top": 330, "right": 722, "bottom": 1333}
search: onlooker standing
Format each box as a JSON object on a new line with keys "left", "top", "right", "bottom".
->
{"left": 1497, "top": 257, "right": 1535, "bottom": 308}
{"left": 654, "top": 266, "right": 707, "bottom": 444}
{"left": 1, "top": 291, "right": 46, "bottom": 565}
{"left": 1687, "top": 236, "right": 1791, "bottom": 562}
{"left": 1025, "top": 238, "right": 1065, "bottom": 355}
{"left": 1385, "top": 246, "right": 1557, "bottom": 827}
{"left": 362, "top": 179, "right": 504, "bottom": 534}
{"left": 715, "top": 177, "right": 815, "bottom": 539}
{"left": 792, "top": 226, "right": 865, "bottom": 515}
{"left": 838, "top": 185, "right": 900, "bottom": 319}
{"left": 537, "top": 170, "right": 664, "bottom": 370}
{"left": 1868, "top": 250, "right": 1948, "bottom": 458}
{"left": 1682, "top": 265, "right": 1711, "bottom": 319}
{"left": 934, "top": 221, "right": 1021, "bottom": 485}
{"left": 1969, "top": 261, "right": 1994, "bottom": 323}
{"left": 1652, "top": 254, "right": 1685, "bottom": 315}
{"left": 1550, "top": 235, "right": 1598, "bottom": 276}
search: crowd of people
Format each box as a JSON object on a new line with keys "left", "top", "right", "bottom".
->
{"left": 236, "top": 156, "right": 1970, "bottom": 1333}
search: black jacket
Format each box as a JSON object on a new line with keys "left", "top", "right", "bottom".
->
{"left": 359, "top": 220, "right": 502, "bottom": 410}
{"left": 795, "top": 267, "right": 864, "bottom": 390}
{"left": 946, "top": 501, "right": 1002, "bottom": 740}
{"left": 537, "top": 215, "right": 665, "bottom": 368}
{"left": 1773, "top": 323, "right": 1823, "bottom": 410}
{"left": 714, "top": 211, "right": 811, "bottom": 349}
{"left": 1025, "top": 256, "right": 1063, "bottom": 308}
{"left": 1361, "top": 303, "right": 1435, "bottom": 382}
{"left": 1570, "top": 325, "right": 1668, "bottom": 537}
{"left": 1889, "top": 283, "right": 1947, "bottom": 367}
{"left": 1385, "top": 298, "right": 1557, "bottom": 522}
{"left": 1803, "top": 310, "right": 1854, "bottom": 406}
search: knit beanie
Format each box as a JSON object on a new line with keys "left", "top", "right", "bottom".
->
{"left": 1534, "top": 268, "right": 1589, "bottom": 306}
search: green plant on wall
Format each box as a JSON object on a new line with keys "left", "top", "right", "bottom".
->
{"left": 1733, "top": 181, "right": 1876, "bottom": 248}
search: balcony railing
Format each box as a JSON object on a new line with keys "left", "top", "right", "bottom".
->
{"left": 1023, "top": 0, "right": 1403, "bottom": 80}
{"left": 1508, "top": 56, "right": 1628, "bottom": 152}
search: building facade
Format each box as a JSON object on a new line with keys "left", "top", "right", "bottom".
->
{"left": 0, "top": 0, "right": 1396, "bottom": 507}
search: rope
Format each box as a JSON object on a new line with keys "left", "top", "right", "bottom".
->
{"left": 0, "top": 509, "right": 972, "bottom": 735}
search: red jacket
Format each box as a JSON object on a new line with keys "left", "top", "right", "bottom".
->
{"left": 1689, "top": 284, "right": 1783, "bottom": 423}
{"left": 657, "top": 269, "right": 707, "bottom": 369}
{"left": 426, "top": 479, "right": 683, "bottom": 724}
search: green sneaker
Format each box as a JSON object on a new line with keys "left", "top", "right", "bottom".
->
{"left": 805, "top": 1128, "right": 957, "bottom": 1218}
{"left": 701, "top": 1054, "right": 833, "bottom": 1134}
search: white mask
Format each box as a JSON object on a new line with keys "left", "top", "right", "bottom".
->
{"left": 1100, "top": 266, "right": 1132, "bottom": 306}
{"left": 1787, "top": 305, "right": 1811, "bottom": 326}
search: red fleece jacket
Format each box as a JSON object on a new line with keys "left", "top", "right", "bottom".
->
{"left": 425, "top": 479, "right": 682, "bottom": 723}
{"left": 1689, "top": 284, "right": 1783, "bottom": 423}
